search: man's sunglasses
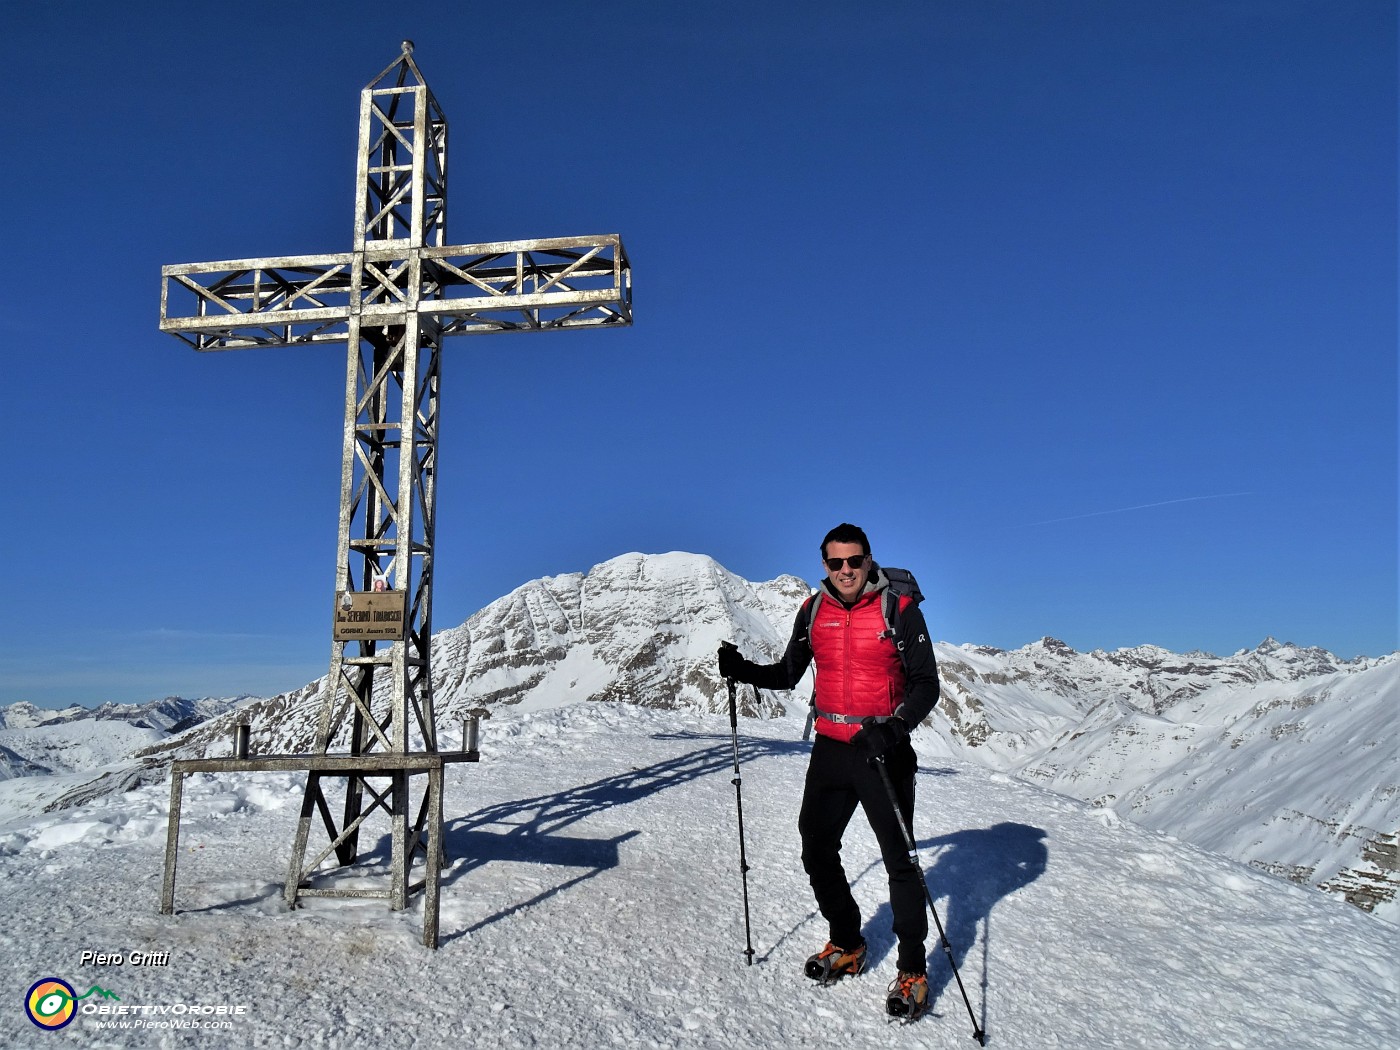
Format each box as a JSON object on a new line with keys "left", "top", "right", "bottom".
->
{"left": 824, "top": 555, "right": 868, "bottom": 572}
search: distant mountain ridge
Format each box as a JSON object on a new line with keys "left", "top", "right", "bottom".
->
{"left": 0, "top": 696, "right": 247, "bottom": 734}
{"left": 3, "top": 552, "right": 1395, "bottom": 922}
{"left": 0, "top": 696, "right": 248, "bottom": 782}
{"left": 926, "top": 635, "right": 1396, "bottom": 918}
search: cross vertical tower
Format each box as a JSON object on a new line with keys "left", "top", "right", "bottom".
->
{"left": 319, "top": 48, "right": 450, "bottom": 883}
{"left": 157, "top": 44, "right": 631, "bottom": 944}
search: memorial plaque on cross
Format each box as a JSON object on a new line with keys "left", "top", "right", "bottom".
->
{"left": 157, "top": 43, "right": 631, "bottom": 944}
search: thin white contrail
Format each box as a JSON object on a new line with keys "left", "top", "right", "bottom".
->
{"left": 1012, "top": 491, "right": 1252, "bottom": 528}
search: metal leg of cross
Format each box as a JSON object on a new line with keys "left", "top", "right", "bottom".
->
{"left": 159, "top": 770, "right": 185, "bottom": 916}
{"left": 423, "top": 763, "right": 445, "bottom": 948}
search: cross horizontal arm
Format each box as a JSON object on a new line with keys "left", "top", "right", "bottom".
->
{"left": 160, "top": 235, "right": 631, "bottom": 350}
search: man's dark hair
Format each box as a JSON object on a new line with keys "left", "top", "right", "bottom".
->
{"left": 821, "top": 523, "right": 870, "bottom": 558}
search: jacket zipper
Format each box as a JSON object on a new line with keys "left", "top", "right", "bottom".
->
{"left": 842, "top": 610, "right": 854, "bottom": 709}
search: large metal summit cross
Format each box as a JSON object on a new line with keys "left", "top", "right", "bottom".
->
{"left": 157, "top": 44, "right": 631, "bottom": 946}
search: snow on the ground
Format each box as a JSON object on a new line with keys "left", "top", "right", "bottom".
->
{"left": 1, "top": 703, "right": 1394, "bottom": 1049}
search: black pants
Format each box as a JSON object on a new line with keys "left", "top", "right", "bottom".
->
{"left": 797, "top": 734, "right": 928, "bottom": 973}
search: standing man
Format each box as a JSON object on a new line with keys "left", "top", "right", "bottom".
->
{"left": 718, "top": 523, "right": 940, "bottom": 1020}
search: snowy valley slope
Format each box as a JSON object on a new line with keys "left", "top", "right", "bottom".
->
{"left": 928, "top": 637, "right": 1397, "bottom": 919}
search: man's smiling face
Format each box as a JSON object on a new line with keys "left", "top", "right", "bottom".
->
{"left": 823, "top": 541, "right": 870, "bottom": 603}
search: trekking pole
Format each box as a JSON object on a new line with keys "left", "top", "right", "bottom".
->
{"left": 873, "top": 755, "right": 986, "bottom": 1046}
{"left": 719, "top": 642, "right": 756, "bottom": 966}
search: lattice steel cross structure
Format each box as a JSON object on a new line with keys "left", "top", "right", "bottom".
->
{"left": 157, "top": 44, "right": 631, "bottom": 945}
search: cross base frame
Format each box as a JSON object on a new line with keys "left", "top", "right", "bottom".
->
{"left": 160, "top": 751, "right": 477, "bottom": 949}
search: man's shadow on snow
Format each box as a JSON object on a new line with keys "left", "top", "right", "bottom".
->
{"left": 864, "top": 819, "right": 1047, "bottom": 1021}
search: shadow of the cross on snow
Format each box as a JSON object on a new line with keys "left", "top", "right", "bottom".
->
{"left": 436, "top": 735, "right": 802, "bottom": 942}
{"left": 650, "top": 729, "right": 812, "bottom": 759}
{"left": 172, "top": 883, "right": 285, "bottom": 915}
{"left": 449, "top": 828, "right": 643, "bottom": 937}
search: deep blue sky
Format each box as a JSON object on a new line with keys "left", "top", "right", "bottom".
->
{"left": 4, "top": 1, "right": 1395, "bottom": 707}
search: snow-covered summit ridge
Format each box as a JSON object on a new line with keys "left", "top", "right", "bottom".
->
{"left": 3, "top": 551, "right": 1395, "bottom": 924}
{"left": 0, "top": 695, "right": 249, "bottom": 733}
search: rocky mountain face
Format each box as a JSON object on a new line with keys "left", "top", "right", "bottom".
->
{"left": 429, "top": 552, "right": 810, "bottom": 719}
{"left": 6, "top": 553, "right": 1395, "bottom": 921}
{"left": 132, "top": 552, "right": 811, "bottom": 765}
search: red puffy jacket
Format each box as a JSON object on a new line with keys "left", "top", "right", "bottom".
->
{"left": 809, "top": 589, "right": 907, "bottom": 743}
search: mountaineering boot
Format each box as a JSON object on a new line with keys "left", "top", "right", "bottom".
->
{"left": 804, "top": 940, "right": 867, "bottom": 985}
{"left": 885, "top": 970, "right": 929, "bottom": 1020}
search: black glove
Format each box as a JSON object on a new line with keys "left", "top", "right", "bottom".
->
{"left": 852, "top": 715, "right": 909, "bottom": 760}
{"left": 717, "top": 643, "right": 753, "bottom": 683}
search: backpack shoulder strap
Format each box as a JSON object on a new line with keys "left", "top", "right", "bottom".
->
{"left": 799, "top": 591, "right": 825, "bottom": 741}
{"left": 881, "top": 590, "right": 914, "bottom": 649}
{"left": 800, "top": 591, "right": 823, "bottom": 644}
